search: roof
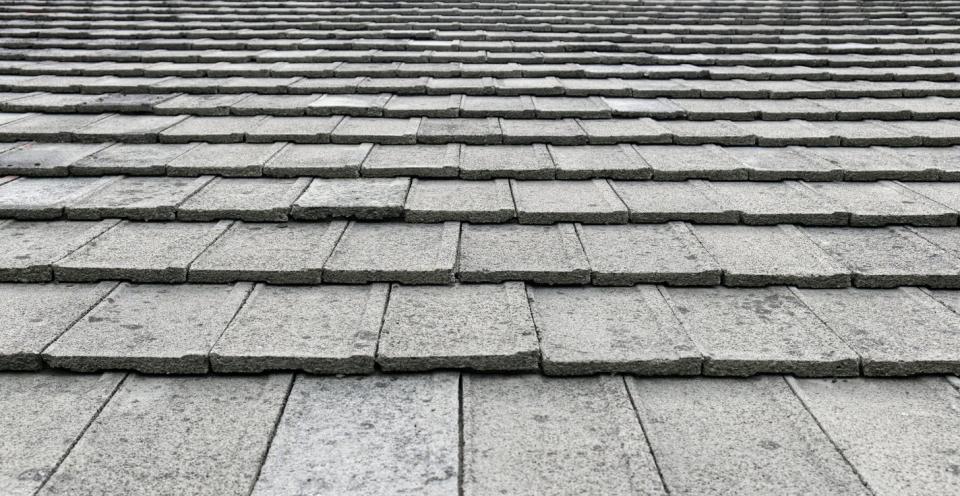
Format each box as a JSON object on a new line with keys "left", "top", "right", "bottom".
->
{"left": 0, "top": 0, "right": 959, "bottom": 494}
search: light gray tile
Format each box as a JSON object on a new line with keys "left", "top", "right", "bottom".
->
{"left": 548, "top": 144, "right": 651, "bottom": 179}
{"left": 807, "top": 181, "right": 958, "bottom": 227}
{"left": 263, "top": 143, "right": 372, "bottom": 178}
{"left": 178, "top": 177, "right": 310, "bottom": 222}
{"left": 459, "top": 144, "right": 554, "bottom": 179}
{"left": 167, "top": 142, "right": 285, "bottom": 177}
{"left": 404, "top": 179, "right": 514, "bottom": 223}
{"left": 291, "top": 178, "right": 409, "bottom": 220}
{"left": 512, "top": 179, "right": 627, "bottom": 224}
{"left": 0, "top": 177, "right": 114, "bottom": 219}
{"left": 0, "top": 220, "right": 117, "bottom": 282}
{"left": 459, "top": 223, "right": 589, "bottom": 284}
{"left": 612, "top": 180, "right": 738, "bottom": 224}
{"left": 65, "top": 176, "right": 212, "bottom": 221}
{"left": 361, "top": 144, "right": 459, "bottom": 178}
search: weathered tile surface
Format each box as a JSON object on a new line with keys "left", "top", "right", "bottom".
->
{"left": 405, "top": 178, "right": 514, "bottom": 223}
{"left": 629, "top": 376, "right": 869, "bottom": 496}
{"left": 54, "top": 220, "right": 231, "bottom": 283}
{"left": 70, "top": 143, "right": 196, "bottom": 176}
{"left": 378, "top": 283, "right": 539, "bottom": 371}
{"left": 65, "top": 176, "right": 212, "bottom": 220}
{"left": 291, "top": 178, "right": 409, "bottom": 220}
{"left": 529, "top": 285, "right": 700, "bottom": 375}
{"left": 263, "top": 143, "right": 372, "bottom": 177}
{"left": 459, "top": 144, "right": 554, "bottom": 179}
{"left": 0, "top": 220, "right": 117, "bottom": 282}
{"left": 459, "top": 223, "right": 589, "bottom": 284}
{"left": 361, "top": 144, "right": 459, "bottom": 177}
{"left": 512, "top": 179, "right": 627, "bottom": 224}
{"left": 463, "top": 374, "right": 666, "bottom": 496}
{"left": 0, "top": 143, "right": 109, "bottom": 176}
{"left": 167, "top": 142, "right": 285, "bottom": 177}
{"left": 324, "top": 221, "right": 459, "bottom": 284}
{"left": 252, "top": 373, "right": 458, "bottom": 496}
{"left": 0, "top": 177, "right": 115, "bottom": 219}
{"left": 660, "top": 286, "right": 860, "bottom": 376}
{"left": 44, "top": 282, "right": 251, "bottom": 373}
{"left": 178, "top": 177, "right": 310, "bottom": 221}
{"left": 189, "top": 221, "right": 345, "bottom": 283}
{"left": 611, "top": 180, "right": 738, "bottom": 223}
{"left": 211, "top": 283, "right": 387, "bottom": 373}
{"left": 38, "top": 374, "right": 290, "bottom": 496}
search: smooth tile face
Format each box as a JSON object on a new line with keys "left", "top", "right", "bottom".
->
{"left": 0, "top": 220, "right": 117, "bottom": 282}
{"left": 323, "top": 222, "right": 460, "bottom": 284}
{"left": 252, "top": 374, "right": 459, "bottom": 496}
{"left": 529, "top": 285, "right": 701, "bottom": 375}
{"left": 39, "top": 374, "right": 291, "bottom": 496}
{"left": 0, "top": 372, "right": 124, "bottom": 496}
{"left": 790, "top": 377, "right": 960, "bottom": 496}
{"left": 661, "top": 286, "right": 860, "bottom": 377}
{"left": 53, "top": 220, "right": 231, "bottom": 283}
{"left": 693, "top": 224, "right": 851, "bottom": 288}
{"left": 459, "top": 223, "right": 590, "bottom": 284}
{"left": 796, "top": 287, "right": 960, "bottom": 376}
{"left": 211, "top": 284, "right": 388, "bottom": 373}
{"left": 463, "top": 375, "right": 666, "bottom": 496}
{"left": 0, "top": 282, "right": 116, "bottom": 369}
{"left": 43, "top": 283, "right": 251, "bottom": 373}
{"left": 629, "top": 377, "right": 869, "bottom": 496}
{"left": 579, "top": 223, "right": 722, "bottom": 285}
{"left": 378, "top": 283, "right": 539, "bottom": 371}
{"left": 189, "top": 221, "right": 346, "bottom": 283}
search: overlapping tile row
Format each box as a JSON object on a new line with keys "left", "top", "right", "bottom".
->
{"left": 6, "top": 142, "right": 960, "bottom": 180}
{"left": 2, "top": 372, "right": 959, "bottom": 495}
{"left": 4, "top": 281, "right": 960, "bottom": 376}
{"left": 6, "top": 219, "right": 960, "bottom": 288}
{"left": 7, "top": 175, "right": 960, "bottom": 225}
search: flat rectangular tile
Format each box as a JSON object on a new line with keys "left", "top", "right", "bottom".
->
{"left": 189, "top": 221, "right": 346, "bottom": 284}
{"left": 629, "top": 376, "right": 868, "bottom": 496}
{"left": 0, "top": 372, "right": 124, "bottom": 496}
{"left": 361, "top": 144, "right": 459, "bottom": 178}
{"left": 0, "top": 143, "right": 110, "bottom": 177}
{"left": 378, "top": 283, "right": 539, "bottom": 371}
{"left": 167, "top": 142, "right": 285, "bottom": 177}
{"left": 711, "top": 181, "right": 848, "bottom": 226}
{"left": 43, "top": 282, "right": 251, "bottom": 373}
{"left": 548, "top": 144, "right": 651, "bottom": 179}
{"left": 459, "top": 223, "right": 590, "bottom": 284}
{"left": 70, "top": 143, "right": 196, "bottom": 176}
{"left": 790, "top": 376, "right": 960, "bottom": 496}
{"left": 611, "top": 180, "right": 738, "bottom": 224}
{"left": 529, "top": 285, "right": 701, "bottom": 375}
{"left": 459, "top": 144, "right": 555, "bottom": 179}
{"left": 263, "top": 143, "right": 372, "bottom": 178}
{"left": 211, "top": 283, "right": 387, "bottom": 373}
{"left": 463, "top": 374, "right": 665, "bottom": 496}
{"left": 637, "top": 144, "right": 748, "bottom": 181}
{"left": 0, "top": 282, "right": 116, "bottom": 369}
{"left": 323, "top": 221, "right": 459, "bottom": 284}
{"left": 178, "top": 177, "right": 310, "bottom": 222}
{"left": 54, "top": 220, "right": 231, "bottom": 283}
{"left": 330, "top": 117, "right": 420, "bottom": 145}
{"left": 404, "top": 178, "right": 514, "bottom": 223}
{"left": 578, "top": 222, "right": 721, "bottom": 285}
{"left": 512, "top": 179, "right": 627, "bottom": 224}
{"left": 38, "top": 374, "right": 290, "bottom": 496}
{"left": 0, "top": 220, "right": 117, "bottom": 282}
{"left": 159, "top": 116, "right": 266, "bottom": 144}
{"left": 290, "top": 178, "right": 409, "bottom": 220}
{"left": 804, "top": 226, "right": 960, "bottom": 288}
{"left": 65, "top": 176, "right": 212, "bottom": 221}
{"left": 693, "top": 224, "right": 851, "bottom": 288}
{"left": 660, "top": 286, "right": 860, "bottom": 377}
{"left": 251, "top": 373, "right": 458, "bottom": 496}
{"left": 807, "top": 181, "right": 959, "bottom": 227}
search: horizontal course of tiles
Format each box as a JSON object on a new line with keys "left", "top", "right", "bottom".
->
{"left": 4, "top": 219, "right": 960, "bottom": 288}
{"left": 6, "top": 175, "right": 960, "bottom": 227}
{"left": 2, "top": 113, "right": 960, "bottom": 145}
{"left": 5, "top": 281, "right": 960, "bottom": 376}
{"left": 4, "top": 142, "right": 960, "bottom": 180}
{"left": 4, "top": 372, "right": 960, "bottom": 495}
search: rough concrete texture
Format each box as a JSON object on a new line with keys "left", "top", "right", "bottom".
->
{"left": 189, "top": 221, "right": 346, "bottom": 283}
{"left": 43, "top": 282, "right": 252, "bottom": 373}
{"left": 211, "top": 283, "right": 387, "bottom": 373}
{"left": 790, "top": 376, "right": 960, "bottom": 496}
{"left": 791, "top": 287, "right": 960, "bottom": 375}
{"left": 263, "top": 143, "right": 372, "bottom": 177}
{"left": 638, "top": 145, "right": 748, "bottom": 180}
{"left": 178, "top": 177, "right": 311, "bottom": 221}
{"left": 378, "top": 283, "right": 540, "bottom": 371}
{"left": 611, "top": 179, "right": 739, "bottom": 224}
{"left": 710, "top": 181, "right": 848, "bottom": 225}
{"left": 252, "top": 373, "right": 459, "bottom": 496}
{"left": 808, "top": 181, "right": 958, "bottom": 226}
{"left": 459, "top": 144, "right": 555, "bottom": 179}
{"left": 0, "top": 220, "right": 117, "bottom": 282}
{"left": 661, "top": 286, "right": 860, "bottom": 376}
{"left": 459, "top": 223, "right": 590, "bottom": 284}
{"left": 38, "top": 374, "right": 291, "bottom": 496}
{"left": 804, "top": 226, "right": 960, "bottom": 288}
{"left": 70, "top": 143, "right": 196, "bottom": 175}
{"left": 548, "top": 144, "right": 651, "bottom": 179}
{"left": 167, "top": 142, "right": 285, "bottom": 177}
{"left": 0, "top": 371, "right": 124, "bottom": 496}
{"left": 512, "top": 179, "right": 628, "bottom": 224}
{"left": 290, "top": 178, "right": 410, "bottom": 220}
{"left": 0, "top": 176, "right": 114, "bottom": 219}
{"left": 578, "top": 222, "right": 721, "bottom": 285}
{"left": 323, "top": 221, "right": 459, "bottom": 284}
{"left": 65, "top": 176, "right": 213, "bottom": 220}
{"left": 693, "top": 224, "right": 851, "bottom": 288}
{"left": 361, "top": 144, "right": 459, "bottom": 177}
{"left": 0, "top": 282, "right": 116, "bottom": 369}
{"left": 529, "top": 285, "right": 701, "bottom": 375}
{"left": 404, "top": 178, "right": 515, "bottom": 223}
{"left": 629, "top": 376, "right": 869, "bottom": 496}
{"left": 54, "top": 220, "right": 232, "bottom": 283}
{"left": 463, "top": 374, "right": 666, "bottom": 495}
